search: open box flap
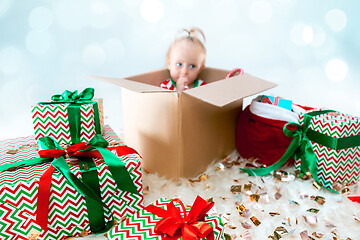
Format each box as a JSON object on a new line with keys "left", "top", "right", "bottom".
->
{"left": 88, "top": 75, "right": 169, "bottom": 93}
{"left": 184, "top": 73, "right": 277, "bottom": 107}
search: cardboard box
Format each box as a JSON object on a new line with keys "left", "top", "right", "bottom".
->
{"left": 91, "top": 67, "right": 276, "bottom": 179}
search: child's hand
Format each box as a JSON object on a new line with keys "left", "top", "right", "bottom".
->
{"left": 176, "top": 76, "right": 189, "bottom": 93}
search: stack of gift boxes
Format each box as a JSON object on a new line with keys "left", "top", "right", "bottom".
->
{"left": 0, "top": 86, "right": 226, "bottom": 240}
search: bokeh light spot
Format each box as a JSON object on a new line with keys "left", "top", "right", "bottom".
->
{"left": 0, "top": 46, "right": 23, "bottom": 75}
{"left": 83, "top": 44, "right": 106, "bottom": 67}
{"left": 325, "top": 58, "right": 348, "bottom": 82}
{"left": 29, "top": 6, "right": 53, "bottom": 31}
{"left": 303, "top": 26, "right": 313, "bottom": 44}
{"left": 310, "top": 25, "right": 326, "bottom": 48}
{"left": 249, "top": 1, "right": 273, "bottom": 23}
{"left": 291, "top": 24, "right": 314, "bottom": 46}
{"left": 325, "top": 9, "right": 347, "bottom": 32}
{"left": 26, "top": 30, "right": 52, "bottom": 55}
{"left": 140, "top": 0, "right": 164, "bottom": 23}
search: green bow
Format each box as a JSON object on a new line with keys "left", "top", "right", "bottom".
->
{"left": 39, "top": 88, "right": 101, "bottom": 143}
{"left": 50, "top": 88, "right": 95, "bottom": 103}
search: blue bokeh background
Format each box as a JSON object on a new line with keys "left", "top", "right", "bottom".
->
{"left": 1, "top": 0, "right": 359, "bottom": 140}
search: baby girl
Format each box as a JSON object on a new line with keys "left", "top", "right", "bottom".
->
{"left": 160, "top": 28, "right": 207, "bottom": 92}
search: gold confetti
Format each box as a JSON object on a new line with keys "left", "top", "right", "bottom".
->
{"left": 353, "top": 215, "right": 360, "bottom": 222}
{"left": 237, "top": 204, "right": 250, "bottom": 217}
{"left": 230, "top": 185, "right": 242, "bottom": 193}
{"left": 307, "top": 208, "right": 319, "bottom": 213}
{"left": 313, "top": 196, "right": 325, "bottom": 205}
{"left": 6, "top": 149, "right": 18, "bottom": 154}
{"left": 227, "top": 225, "right": 237, "bottom": 229}
{"left": 250, "top": 193, "right": 260, "bottom": 202}
{"left": 342, "top": 187, "right": 351, "bottom": 194}
{"left": 269, "top": 212, "right": 280, "bottom": 216}
{"left": 224, "top": 233, "right": 232, "bottom": 240}
{"left": 312, "top": 232, "right": 324, "bottom": 238}
{"left": 250, "top": 216, "right": 261, "bottom": 226}
{"left": 244, "top": 183, "right": 252, "bottom": 191}
{"left": 199, "top": 174, "right": 207, "bottom": 181}
{"left": 79, "top": 230, "right": 89, "bottom": 237}
{"left": 143, "top": 186, "right": 149, "bottom": 195}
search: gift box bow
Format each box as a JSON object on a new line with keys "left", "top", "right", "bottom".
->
{"left": 145, "top": 196, "right": 215, "bottom": 240}
{"left": 240, "top": 110, "right": 360, "bottom": 193}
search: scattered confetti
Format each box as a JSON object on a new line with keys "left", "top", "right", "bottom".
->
{"left": 250, "top": 193, "right": 260, "bottom": 202}
{"left": 227, "top": 225, "right": 237, "bottom": 229}
{"left": 241, "top": 221, "right": 252, "bottom": 229}
{"left": 244, "top": 183, "right": 252, "bottom": 191}
{"left": 273, "top": 170, "right": 295, "bottom": 182}
{"left": 143, "top": 186, "right": 149, "bottom": 195}
{"left": 288, "top": 199, "right": 299, "bottom": 205}
{"left": 303, "top": 215, "right": 317, "bottom": 224}
{"left": 237, "top": 204, "right": 250, "bottom": 217}
{"left": 269, "top": 212, "right": 280, "bottom": 217}
{"left": 325, "top": 220, "right": 336, "bottom": 228}
{"left": 230, "top": 185, "right": 242, "bottom": 193}
{"left": 311, "top": 196, "right": 325, "bottom": 205}
{"left": 307, "top": 208, "right": 319, "bottom": 213}
{"left": 275, "top": 191, "right": 282, "bottom": 200}
{"left": 6, "top": 149, "right": 18, "bottom": 154}
{"left": 312, "top": 232, "right": 324, "bottom": 238}
{"left": 353, "top": 215, "right": 360, "bottom": 222}
{"left": 250, "top": 216, "right": 261, "bottom": 226}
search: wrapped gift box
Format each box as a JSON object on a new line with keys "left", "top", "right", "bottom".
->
{"left": 31, "top": 88, "right": 104, "bottom": 145}
{"left": 108, "top": 197, "right": 224, "bottom": 240}
{"left": 0, "top": 125, "right": 143, "bottom": 240}
{"left": 295, "top": 110, "right": 360, "bottom": 189}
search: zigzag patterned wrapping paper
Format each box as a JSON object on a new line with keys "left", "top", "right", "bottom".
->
{"left": 0, "top": 125, "right": 143, "bottom": 240}
{"left": 295, "top": 110, "right": 360, "bottom": 189}
{"left": 108, "top": 198, "right": 224, "bottom": 240}
{"left": 31, "top": 98, "right": 104, "bottom": 145}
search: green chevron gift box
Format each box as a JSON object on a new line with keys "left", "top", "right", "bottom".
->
{"left": 0, "top": 125, "right": 143, "bottom": 240}
{"left": 31, "top": 88, "right": 104, "bottom": 145}
{"left": 294, "top": 109, "right": 360, "bottom": 190}
{"left": 108, "top": 196, "right": 224, "bottom": 240}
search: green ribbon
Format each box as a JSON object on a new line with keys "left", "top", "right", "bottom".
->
{"left": 1, "top": 134, "right": 139, "bottom": 233}
{"left": 38, "top": 88, "right": 101, "bottom": 143}
{"left": 240, "top": 110, "right": 360, "bottom": 193}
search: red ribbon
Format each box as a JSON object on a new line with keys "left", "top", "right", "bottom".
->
{"left": 36, "top": 142, "right": 138, "bottom": 232}
{"left": 145, "top": 196, "right": 215, "bottom": 240}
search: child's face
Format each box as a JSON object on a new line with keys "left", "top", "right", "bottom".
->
{"left": 167, "top": 41, "right": 205, "bottom": 87}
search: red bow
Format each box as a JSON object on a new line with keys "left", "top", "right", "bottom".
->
{"left": 38, "top": 142, "right": 138, "bottom": 159}
{"left": 145, "top": 196, "right": 215, "bottom": 240}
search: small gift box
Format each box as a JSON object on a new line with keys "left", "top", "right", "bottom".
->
{"left": 108, "top": 196, "right": 224, "bottom": 240}
{"left": 260, "top": 95, "right": 293, "bottom": 111}
{"left": 294, "top": 110, "right": 360, "bottom": 189}
{"left": 31, "top": 88, "right": 104, "bottom": 145}
{"left": 0, "top": 126, "right": 143, "bottom": 240}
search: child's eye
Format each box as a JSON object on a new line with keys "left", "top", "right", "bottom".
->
{"left": 189, "top": 64, "right": 196, "bottom": 69}
{"left": 176, "top": 63, "right": 182, "bottom": 67}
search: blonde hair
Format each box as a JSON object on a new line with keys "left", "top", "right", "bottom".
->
{"left": 166, "top": 27, "right": 207, "bottom": 64}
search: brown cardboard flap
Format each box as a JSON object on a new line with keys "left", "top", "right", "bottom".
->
{"left": 88, "top": 75, "right": 168, "bottom": 93}
{"left": 185, "top": 73, "right": 277, "bottom": 107}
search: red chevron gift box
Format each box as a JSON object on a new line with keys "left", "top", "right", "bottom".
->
{"left": 0, "top": 125, "right": 143, "bottom": 240}
{"left": 31, "top": 88, "right": 104, "bottom": 145}
{"left": 108, "top": 196, "right": 224, "bottom": 240}
{"left": 294, "top": 110, "right": 360, "bottom": 190}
